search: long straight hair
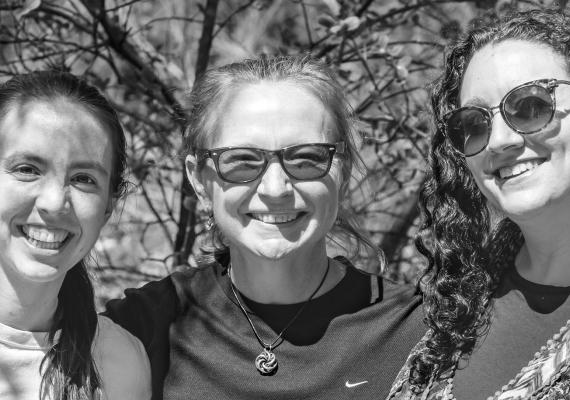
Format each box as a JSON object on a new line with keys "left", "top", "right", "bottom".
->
{"left": 0, "top": 71, "right": 127, "bottom": 399}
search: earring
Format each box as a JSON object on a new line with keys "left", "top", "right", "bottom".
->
{"left": 205, "top": 212, "right": 215, "bottom": 230}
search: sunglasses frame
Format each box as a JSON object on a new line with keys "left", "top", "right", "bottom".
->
{"left": 196, "top": 142, "right": 345, "bottom": 183}
{"left": 443, "top": 78, "right": 570, "bottom": 157}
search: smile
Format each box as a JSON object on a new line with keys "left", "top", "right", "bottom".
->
{"left": 21, "top": 225, "right": 71, "bottom": 250}
{"left": 495, "top": 159, "right": 545, "bottom": 180}
{"left": 248, "top": 212, "right": 305, "bottom": 224}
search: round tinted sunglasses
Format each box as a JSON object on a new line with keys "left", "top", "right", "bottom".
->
{"left": 196, "top": 142, "right": 345, "bottom": 183}
{"left": 443, "top": 78, "right": 570, "bottom": 157}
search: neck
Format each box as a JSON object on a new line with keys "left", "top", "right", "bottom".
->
{"left": 228, "top": 244, "right": 342, "bottom": 304}
{"left": 0, "top": 269, "right": 61, "bottom": 332}
{"left": 515, "top": 217, "right": 570, "bottom": 286}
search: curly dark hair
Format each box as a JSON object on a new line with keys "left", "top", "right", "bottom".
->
{"left": 409, "top": 8, "right": 570, "bottom": 388}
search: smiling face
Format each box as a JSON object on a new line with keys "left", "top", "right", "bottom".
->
{"left": 190, "top": 81, "right": 342, "bottom": 261}
{"left": 461, "top": 40, "right": 570, "bottom": 221}
{"left": 0, "top": 99, "right": 113, "bottom": 284}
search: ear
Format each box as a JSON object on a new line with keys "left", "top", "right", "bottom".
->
{"left": 185, "top": 154, "right": 212, "bottom": 211}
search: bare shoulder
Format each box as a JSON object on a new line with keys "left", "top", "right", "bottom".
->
{"left": 93, "top": 315, "right": 152, "bottom": 400}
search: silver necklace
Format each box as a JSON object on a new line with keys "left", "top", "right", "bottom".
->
{"left": 228, "top": 260, "right": 330, "bottom": 376}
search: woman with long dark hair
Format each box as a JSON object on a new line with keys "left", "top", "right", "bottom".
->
{"left": 0, "top": 71, "right": 151, "bottom": 399}
{"left": 389, "top": 9, "right": 570, "bottom": 400}
{"left": 105, "top": 54, "right": 425, "bottom": 400}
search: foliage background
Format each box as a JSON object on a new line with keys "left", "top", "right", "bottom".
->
{"left": 0, "top": 0, "right": 565, "bottom": 309}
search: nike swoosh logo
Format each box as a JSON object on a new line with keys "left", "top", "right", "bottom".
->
{"left": 345, "top": 380, "right": 368, "bottom": 388}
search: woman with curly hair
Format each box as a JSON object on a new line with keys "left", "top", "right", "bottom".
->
{"left": 0, "top": 71, "right": 151, "bottom": 399}
{"left": 388, "top": 8, "right": 570, "bottom": 400}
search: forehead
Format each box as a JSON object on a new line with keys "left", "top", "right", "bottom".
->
{"left": 460, "top": 39, "right": 569, "bottom": 105}
{"left": 0, "top": 99, "right": 113, "bottom": 169}
{"left": 210, "top": 81, "right": 334, "bottom": 148}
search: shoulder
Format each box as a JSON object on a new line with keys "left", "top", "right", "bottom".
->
{"left": 377, "top": 277, "right": 425, "bottom": 344}
{"left": 169, "top": 264, "right": 223, "bottom": 306}
{"left": 338, "top": 256, "right": 422, "bottom": 310}
{"left": 104, "top": 275, "right": 180, "bottom": 340}
{"left": 335, "top": 257, "right": 424, "bottom": 328}
{"left": 93, "top": 315, "right": 151, "bottom": 400}
{"left": 108, "top": 274, "right": 180, "bottom": 313}
{"left": 380, "top": 276, "right": 422, "bottom": 310}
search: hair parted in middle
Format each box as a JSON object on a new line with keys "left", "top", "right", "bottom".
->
{"left": 183, "top": 53, "right": 384, "bottom": 270}
{"left": 0, "top": 70, "right": 128, "bottom": 399}
{"left": 409, "top": 8, "right": 570, "bottom": 389}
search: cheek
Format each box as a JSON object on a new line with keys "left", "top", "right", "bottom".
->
{"left": 465, "top": 158, "right": 486, "bottom": 186}
{"left": 73, "top": 194, "right": 110, "bottom": 234}
{"left": 303, "top": 179, "right": 341, "bottom": 218}
{"left": 211, "top": 185, "right": 251, "bottom": 219}
{"left": 0, "top": 187, "right": 34, "bottom": 227}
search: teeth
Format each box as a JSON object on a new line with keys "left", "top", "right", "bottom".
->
{"left": 250, "top": 213, "right": 300, "bottom": 224}
{"left": 498, "top": 160, "right": 541, "bottom": 179}
{"left": 22, "top": 225, "right": 69, "bottom": 249}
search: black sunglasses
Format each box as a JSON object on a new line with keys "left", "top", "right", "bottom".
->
{"left": 195, "top": 142, "right": 345, "bottom": 183}
{"left": 443, "top": 78, "right": 570, "bottom": 156}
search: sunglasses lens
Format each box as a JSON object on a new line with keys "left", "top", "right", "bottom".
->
{"left": 446, "top": 108, "right": 490, "bottom": 156}
{"left": 218, "top": 148, "right": 265, "bottom": 182}
{"left": 283, "top": 145, "right": 333, "bottom": 180}
{"left": 503, "top": 85, "right": 553, "bottom": 132}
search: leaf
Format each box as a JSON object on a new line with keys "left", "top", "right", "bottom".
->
{"left": 395, "top": 56, "right": 411, "bottom": 80}
{"left": 317, "top": 15, "right": 336, "bottom": 28}
{"left": 15, "top": 0, "right": 41, "bottom": 20}
{"left": 330, "top": 16, "right": 361, "bottom": 35}
{"left": 329, "top": 24, "right": 342, "bottom": 34}
{"left": 387, "top": 45, "right": 403, "bottom": 57}
{"left": 342, "top": 16, "right": 361, "bottom": 31}
{"left": 398, "top": 55, "right": 412, "bottom": 68}
{"left": 374, "top": 33, "right": 390, "bottom": 54}
{"left": 166, "top": 62, "right": 184, "bottom": 81}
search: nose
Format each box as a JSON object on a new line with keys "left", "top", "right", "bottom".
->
{"left": 486, "top": 112, "right": 525, "bottom": 154}
{"left": 36, "top": 179, "right": 72, "bottom": 215}
{"left": 257, "top": 159, "right": 293, "bottom": 198}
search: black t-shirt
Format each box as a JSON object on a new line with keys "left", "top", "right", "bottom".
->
{"left": 105, "top": 258, "right": 425, "bottom": 400}
{"left": 453, "top": 265, "right": 570, "bottom": 398}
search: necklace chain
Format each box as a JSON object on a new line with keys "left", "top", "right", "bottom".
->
{"left": 228, "top": 260, "right": 330, "bottom": 375}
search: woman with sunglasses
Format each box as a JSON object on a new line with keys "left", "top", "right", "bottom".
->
{"left": 0, "top": 71, "right": 151, "bottom": 399}
{"left": 105, "top": 54, "right": 425, "bottom": 400}
{"left": 388, "top": 8, "right": 570, "bottom": 400}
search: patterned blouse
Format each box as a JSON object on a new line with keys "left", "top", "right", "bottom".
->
{"left": 387, "top": 324, "right": 570, "bottom": 400}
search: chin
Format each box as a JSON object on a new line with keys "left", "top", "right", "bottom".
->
{"left": 15, "top": 261, "right": 68, "bottom": 283}
{"left": 497, "top": 197, "right": 554, "bottom": 221}
{"left": 252, "top": 244, "right": 297, "bottom": 260}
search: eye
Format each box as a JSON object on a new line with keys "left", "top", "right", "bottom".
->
{"left": 72, "top": 174, "right": 97, "bottom": 187}
{"left": 511, "top": 96, "right": 551, "bottom": 118}
{"left": 286, "top": 146, "right": 329, "bottom": 164}
{"left": 219, "top": 149, "right": 265, "bottom": 166}
{"left": 11, "top": 164, "right": 41, "bottom": 180}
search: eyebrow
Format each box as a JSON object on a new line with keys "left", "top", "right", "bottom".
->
{"left": 3, "top": 152, "right": 46, "bottom": 167}
{"left": 3, "top": 151, "right": 110, "bottom": 177}
{"left": 462, "top": 96, "right": 490, "bottom": 107}
{"left": 71, "top": 161, "right": 110, "bottom": 178}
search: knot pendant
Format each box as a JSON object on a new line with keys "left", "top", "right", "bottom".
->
{"left": 255, "top": 348, "right": 278, "bottom": 376}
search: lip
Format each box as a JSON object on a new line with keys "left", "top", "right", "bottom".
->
{"left": 490, "top": 157, "right": 547, "bottom": 180}
{"left": 246, "top": 211, "right": 308, "bottom": 225}
{"left": 19, "top": 224, "right": 73, "bottom": 251}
